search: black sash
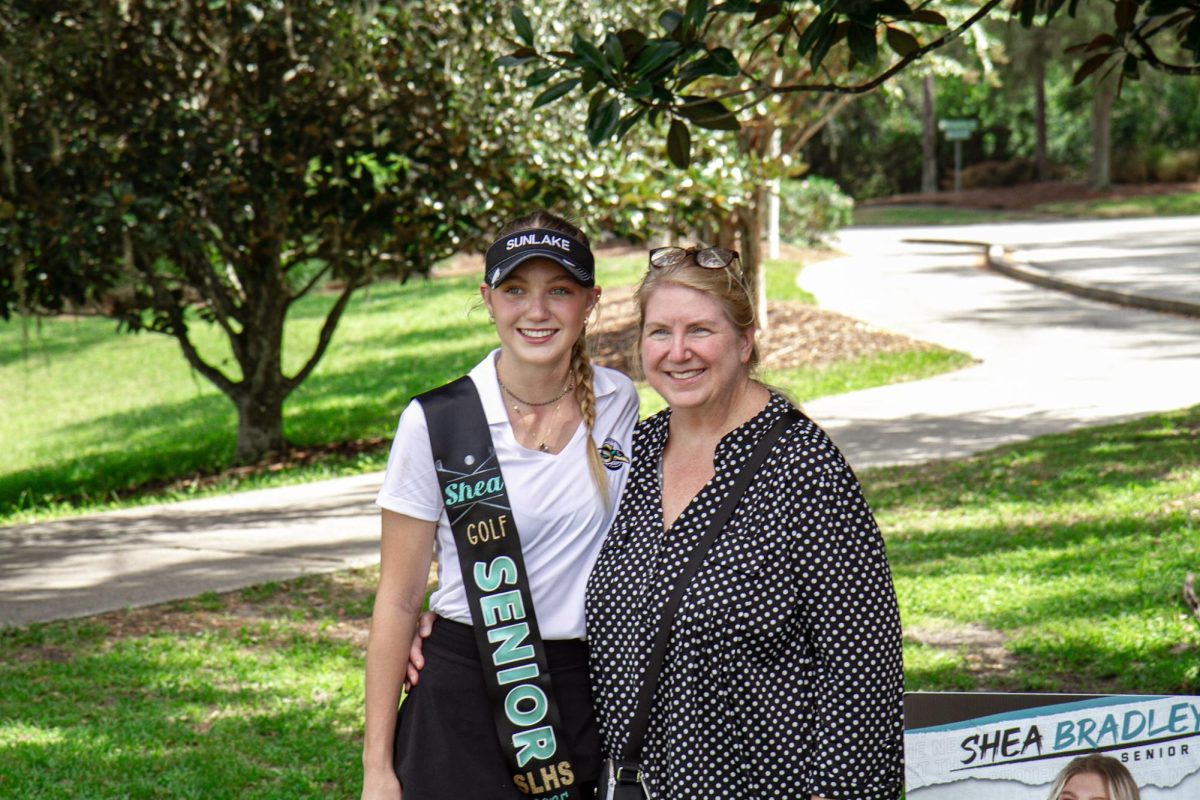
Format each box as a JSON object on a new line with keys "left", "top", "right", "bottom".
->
{"left": 419, "top": 376, "right": 582, "bottom": 800}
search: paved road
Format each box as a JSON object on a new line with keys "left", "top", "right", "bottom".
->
{"left": 799, "top": 217, "right": 1200, "bottom": 466}
{"left": 3, "top": 217, "right": 1199, "bottom": 627}
{"left": 976, "top": 215, "right": 1200, "bottom": 308}
{"left": 1, "top": 474, "right": 383, "bottom": 627}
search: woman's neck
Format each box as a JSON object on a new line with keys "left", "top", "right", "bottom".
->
{"left": 494, "top": 350, "right": 573, "bottom": 403}
{"left": 668, "top": 378, "right": 770, "bottom": 444}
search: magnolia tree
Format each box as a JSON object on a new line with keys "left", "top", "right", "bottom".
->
{"left": 493, "top": 0, "right": 1199, "bottom": 320}
{"left": 0, "top": 1, "right": 509, "bottom": 463}
{"left": 0, "top": 0, "right": 758, "bottom": 466}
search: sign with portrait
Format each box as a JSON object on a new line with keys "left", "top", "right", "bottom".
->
{"left": 905, "top": 692, "right": 1200, "bottom": 799}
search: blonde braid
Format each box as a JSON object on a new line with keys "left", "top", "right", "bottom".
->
{"left": 571, "top": 333, "right": 607, "bottom": 499}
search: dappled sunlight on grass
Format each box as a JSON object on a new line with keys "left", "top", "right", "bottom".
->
{"left": 871, "top": 405, "right": 1200, "bottom": 693}
{"left": 0, "top": 721, "right": 66, "bottom": 747}
{"left": 0, "top": 571, "right": 375, "bottom": 798}
{"left": 901, "top": 642, "right": 978, "bottom": 692}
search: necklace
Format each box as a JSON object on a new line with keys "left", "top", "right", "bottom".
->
{"left": 530, "top": 395, "right": 567, "bottom": 452}
{"left": 494, "top": 354, "right": 575, "bottom": 451}
{"left": 504, "top": 391, "right": 570, "bottom": 452}
{"left": 497, "top": 374, "right": 574, "bottom": 411}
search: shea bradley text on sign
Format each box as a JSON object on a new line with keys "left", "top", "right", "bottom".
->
{"left": 905, "top": 693, "right": 1200, "bottom": 799}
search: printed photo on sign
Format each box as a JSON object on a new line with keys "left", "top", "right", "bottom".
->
{"left": 905, "top": 692, "right": 1200, "bottom": 799}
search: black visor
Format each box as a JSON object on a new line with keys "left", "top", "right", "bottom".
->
{"left": 484, "top": 228, "right": 595, "bottom": 288}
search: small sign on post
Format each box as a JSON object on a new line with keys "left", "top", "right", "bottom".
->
{"left": 938, "top": 118, "right": 978, "bottom": 193}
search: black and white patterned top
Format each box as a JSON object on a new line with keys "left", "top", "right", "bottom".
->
{"left": 585, "top": 393, "right": 904, "bottom": 800}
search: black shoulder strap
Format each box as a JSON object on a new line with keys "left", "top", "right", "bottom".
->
{"left": 621, "top": 407, "right": 803, "bottom": 760}
{"left": 419, "top": 376, "right": 582, "bottom": 799}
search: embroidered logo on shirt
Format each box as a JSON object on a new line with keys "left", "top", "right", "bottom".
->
{"left": 598, "top": 437, "right": 630, "bottom": 470}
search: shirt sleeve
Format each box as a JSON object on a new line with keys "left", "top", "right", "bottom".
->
{"left": 793, "top": 448, "right": 904, "bottom": 800}
{"left": 375, "top": 400, "right": 443, "bottom": 522}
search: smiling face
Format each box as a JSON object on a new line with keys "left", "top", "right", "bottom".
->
{"left": 640, "top": 282, "right": 755, "bottom": 413}
{"left": 481, "top": 258, "right": 598, "bottom": 370}
{"left": 1060, "top": 772, "right": 1110, "bottom": 800}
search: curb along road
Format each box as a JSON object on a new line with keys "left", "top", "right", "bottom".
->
{"left": 901, "top": 236, "right": 1200, "bottom": 320}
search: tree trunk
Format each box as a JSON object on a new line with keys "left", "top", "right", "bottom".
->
{"left": 233, "top": 387, "right": 288, "bottom": 464}
{"left": 737, "top": 198, "right": 767, "bottom": 331}
{"left": 922, "top": 75, "right": 937, "bottom": 194}
{"left": 1033, "top": 33, "right": 1049, "bottom": 182}
{"left": 228, "top": 245, "right": 291, "bottom": 465}
{"left": 1089, "top": 76, "right": 1117, "bottom": 190}
{"left": 767, "top": 125, "right": 781, "bottom": 259}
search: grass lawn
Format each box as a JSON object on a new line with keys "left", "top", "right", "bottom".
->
{"left": 0, "top": 253, "right": 967, "bottom": 526}
{"left": 852, "top": 205, "right": 1038, "bottom": 226}
{"left": 3, "top": 406, "right": 1197, "bottom": 797}
{"left": 1035, "top": 190, "right": 1200, "bottom": 218}
{"left": 853, "top": 189, "right": 1200, "bottom": 226}
{"left": 0, "top": 574, "right": 373, "bottom": 799}
{"left": 875, "top": 406, "right": 1200, "bottom": 694}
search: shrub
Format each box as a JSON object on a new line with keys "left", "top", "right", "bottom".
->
{"left": 779, "top": 176, "right": 855, "bottom": 245}
{"left": 1153, "top": 149, "right": 1200, "bottom": 182}
{"left": 1112, "top": 147, "right": 1155, "bottom": 184}
{"left": 952, "top": 158, "right": 1038, "bottom": 189}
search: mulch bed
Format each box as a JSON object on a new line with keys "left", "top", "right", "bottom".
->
{"left": 588, "top": 282, "right": 937, "bottom": 376}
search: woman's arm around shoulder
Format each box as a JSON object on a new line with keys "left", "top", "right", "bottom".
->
{"left": 361, "top": 509, "right": 437, "bottom": 800}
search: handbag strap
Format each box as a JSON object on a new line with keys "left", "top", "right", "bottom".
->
{"left": 620, "top": 406, "right": 802, "bottom": 760}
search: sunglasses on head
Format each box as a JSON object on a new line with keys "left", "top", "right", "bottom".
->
{"left": 648, "top": 246, "right": 741, "bottom": 270}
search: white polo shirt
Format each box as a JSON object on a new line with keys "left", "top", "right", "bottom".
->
{"left": 376, "top": 350, "right": 638, "bottom": 640}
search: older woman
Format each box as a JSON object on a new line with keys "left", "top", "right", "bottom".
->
{"left": 586, "top": 246, "right": 904, "bottom": 799}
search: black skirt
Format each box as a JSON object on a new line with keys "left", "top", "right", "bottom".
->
{"left": 393, "top": 618, "right": 601, "bottom": 799}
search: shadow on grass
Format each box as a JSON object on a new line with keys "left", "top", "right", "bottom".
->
{"left": 862, "top": 405, "right": 1200, "bottom": 513}
{"left": 0, "top": 316, "right": 123, "bottom": 366}
{"left": 0, "top": 632, "right": 362, "bottom": 798}
{"left": 0, "top": 325, "right": 497, "bottom": 517}
{"left": 0, "top": 393, "right": 238, "bottom": 517}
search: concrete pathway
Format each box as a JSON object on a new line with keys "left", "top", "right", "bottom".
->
{"left": 799, "top": 217, "right": 1200, "bottom": 466}
{"left": 4, "top": 216, "right": 1199, "bottom": 627}
{"left": 976, "top": 216, "right": 1200, "bottom": 309}
{"left": 1, "top": 473, "right": 383, "bottom": 626}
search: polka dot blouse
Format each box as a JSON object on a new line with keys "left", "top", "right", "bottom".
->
{"left": 585, "top": 393, "right": 904, "bottom": 800}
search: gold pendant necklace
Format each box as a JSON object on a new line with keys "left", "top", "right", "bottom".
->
{"left": 495, "top": 354, "right": 573, "bottom": 452}
{"left": 528, "top": 395, "right": 566, "bottom": 452}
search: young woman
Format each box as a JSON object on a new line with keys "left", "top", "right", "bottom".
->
{"left": 361, "top": 211, "right": 638, "bottom": 800}
{"left": 1047, "top": 755, "right": 1141, "bottom": 800}
{"left": 586, "top": 246, "right": 904, "bottom": 799}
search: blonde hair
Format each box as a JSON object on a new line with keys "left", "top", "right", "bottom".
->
{"left": 495, "top": 210, "right": 606, "bottom": 496}
{"left": 634, "top": 250, "right": 761, "bottom": 374}
{"left": 1046, "top": 754, "right": 1140, "bottom": 800}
